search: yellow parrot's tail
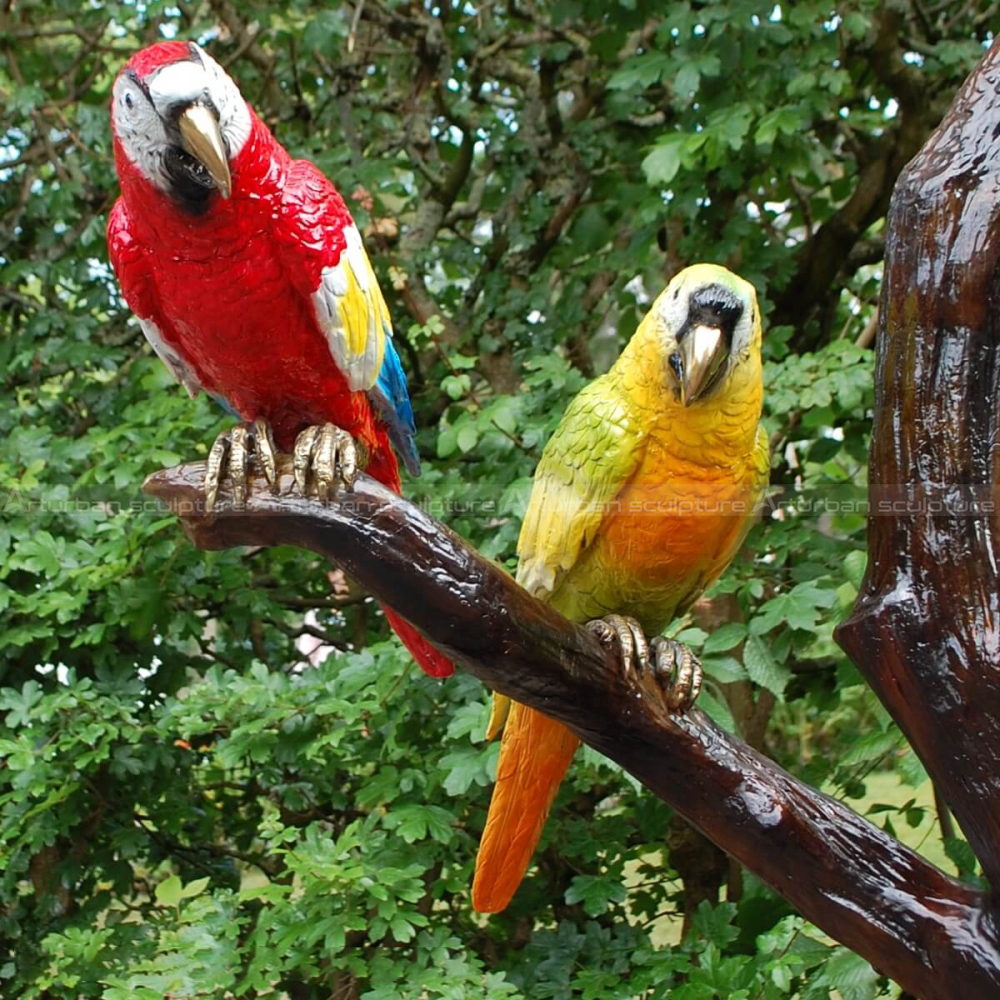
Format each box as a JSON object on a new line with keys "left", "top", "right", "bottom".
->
{"left": 472, "top": 702, "right": 580, "bottom": 913}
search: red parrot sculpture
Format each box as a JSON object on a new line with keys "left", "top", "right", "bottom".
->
{"left": 108, "top": 40, "right": 452, "bottom": 678}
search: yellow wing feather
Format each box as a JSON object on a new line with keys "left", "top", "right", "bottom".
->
{"left": 313, "top": 224, "right": 387, "bottom": 392}
{"left": 516, "top": 380, "right": 646, "bottom": 599}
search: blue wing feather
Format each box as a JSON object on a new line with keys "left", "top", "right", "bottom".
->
{"left": 368, "top": 328, "right": 421, "bottom": 477}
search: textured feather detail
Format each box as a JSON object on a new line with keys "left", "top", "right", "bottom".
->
{"left": 108, "top": 200, "right": 204, "bottom": 400}
{"left": 515, "top": 380, "right": 645, "bottom": 599}
{"left": 312, "top": 224, "right": 387, "bottom": 393}
{"left": 472, "top": 702, "right": 580, "bottom": 913}
{"left": 369, "top": 331, "right": 421, "bottom": 478}
{"left": 383, "top": 607, "right": 454, "bottom": 678}
{"left": 138, "top": 316, "right": 203, "bottom": 399}
{"left": 484, "top": 693, "right": 511, "bottom": 742}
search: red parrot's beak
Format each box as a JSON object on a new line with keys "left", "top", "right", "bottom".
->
{"left": 676, "top": 324, "right": 726, "bottom": 407}
{"left": 177, "top": 104, "right": 232, "bottom": 199}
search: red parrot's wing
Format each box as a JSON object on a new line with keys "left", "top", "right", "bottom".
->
{"left": 276, "top": 161, "right": 389, "bottom": 394}
{"left": 107, "top": 199, "right": 204, "bottom": 399}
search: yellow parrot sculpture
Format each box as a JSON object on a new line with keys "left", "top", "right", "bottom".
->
{"left": 472, "top": 263, "right": 769, "bottom": 914}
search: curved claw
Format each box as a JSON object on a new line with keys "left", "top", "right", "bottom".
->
{"left": 204, "top": 431, "right": 230, "bottom": 514}
{"left": 229, "top": 424, "right": 249, "bottom": 506}
{"left": 203, "top": 419, "right": 279, "bottom": 514}
{"left": 650, "top": 636, "right": 703, "bottom": 712}
{"left": 586, "top": 613, "right": 650, "bottom": 675}
{"left": 252, "top": 418, "right": 278, "bottom": 488}
{"left": 293, "top": 426, "right": 320, "bottom": 495}
{"left": 292, "top": 423, "right": 363, "bottom": 498}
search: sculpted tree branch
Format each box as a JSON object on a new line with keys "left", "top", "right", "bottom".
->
{"left": 836, "top": 37, "right": 1000, "bottom": 893}
{"left": 144, "top": 461, "right": 1000, "bottom": 1000}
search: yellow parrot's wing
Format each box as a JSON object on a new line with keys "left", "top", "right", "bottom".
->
{"left": 476, "top": 377, "right": 648, "bottom": 911}
{"left": 484, "top": 379, "right": 645, "bottom": 742}
{"left": 516, "top": 378, "right": 646, "bottom": 598}
{"left": 752, "top": 422, "right": 771, "bottom": 489}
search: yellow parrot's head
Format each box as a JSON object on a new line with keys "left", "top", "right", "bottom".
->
{"left": 653, "top": 263, "right": 762, "bottom": 407}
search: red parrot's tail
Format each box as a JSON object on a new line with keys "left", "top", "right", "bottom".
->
{"left": 383, "top": 606, "right": 454, "bottom": 678}
{"left": 369, "top": 439, "right": 454, "bottom": 678}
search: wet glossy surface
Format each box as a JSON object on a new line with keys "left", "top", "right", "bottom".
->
{"left": 835, "top": 37, "right": 1000, "bottom": 922}
{"left": 147, "top": 454, "right": 1000, "bottom": 999}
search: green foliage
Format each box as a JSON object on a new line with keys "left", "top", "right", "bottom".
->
{"left": 0, "top": 0, "right": 989, "bottom": 996}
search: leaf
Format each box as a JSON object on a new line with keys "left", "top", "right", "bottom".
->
{"left": 439, "top": 745, "right": 494, "bottom": 796}
{"left": 565, "top": 873, "right": 627, "bottom": 916}
{"left": 608, "top": 52, "right": 671, "bottom": 90}
{"left": 688, "top": 901, "right": 739, "bottom": 948}
{"left": 456, "top": 424, "right": 478, "bottom": 453}
{"left": 702, "top": 623, "right": 747, "bottom": 654}
{"left": 817, "top": 948, "right": 879, "bottom": 1000}
{"left": 180, "top": 876, "right": 211, "bottom": 899}
{"left": 442, "top": 374, "right": 470, "bottom": 400}
{"left": 755, "top": 106, "right": 809, "bottom": 146}
{"left": 384, "top": 803, "right": 454, "bottom": 844}
{"left": 701, "top": 656, "right": 748, "bottom": 684}
{"left": 843, "top": 549, "right": 867, "bottom": 590}
{"left": 155, "top": 874, "right": 183, "bottom": 907}
{"left": 12, "top": 531, "right": 61, "bottom": 576}
{"left": 742, "top": 634, "right": 790, "bottom": 697}
{"left": 896, "top": 748, "right": 929, "bottom": 787}
{"left": 696, "top": 691, "right": 738, "bottom": 732}
{"left": 842, "top": 728, "right": 901, "bottom": 766}
{"left": 673, "top": 54, "right": 720, "bottom": 97}
{"left": 642, "top": 134, "right": 688, "bottom": 185}
{"left": 944, "top": 837, "right": 978, "bottom": 878}
{"left": 0, "top": 680, "right": 43, "bottom": 727}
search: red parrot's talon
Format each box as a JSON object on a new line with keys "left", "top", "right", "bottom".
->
{"left": 251, "top": 418, "right": 278, "bottom": 488}
{"left": 293, "top": 426, "right": 320, "bottom": 495}
{"left": 650, "top": 637, "right": 703, "bottom": 712}
{"left": 292, "top": 423, "right": 362, "bottom": 499}
{"left": 203, "top": 419, "right": 279, "bottom": 513}
{"left": 204, "top": 432, "right": 229, "bottom": 514}
{"left": 229, "top": 424, "right": 249, "bottom": 506}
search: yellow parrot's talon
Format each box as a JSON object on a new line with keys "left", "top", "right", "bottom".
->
{"left": 485, "top": 693, "right": 511, "bottom": 741}
{"left": 651, "top": 637, "right": 703, "bottom": 713}
{"left": 586, "top": 614, "right": 650, "bottom": 676}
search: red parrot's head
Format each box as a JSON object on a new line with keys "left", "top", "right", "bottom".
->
{"left": 111, "top": 41, "right": 252, "bottom": 211}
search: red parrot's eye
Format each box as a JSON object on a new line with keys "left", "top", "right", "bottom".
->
{"left": 125, "top": 93, "right": 134, "bottom": 110}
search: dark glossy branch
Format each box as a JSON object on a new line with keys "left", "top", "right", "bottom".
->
{"left": 836, "top": 38, "right": 1000, "bottom": 893}
{"left": 144, "top": 461, "right": 1000, "bottom": 999}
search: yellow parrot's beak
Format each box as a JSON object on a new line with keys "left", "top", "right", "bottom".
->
{"left": 178, "top": 104, "right": 232, "bottom": 199}
{"left": 674, "top": 324, "right": 727, "bottom": 406}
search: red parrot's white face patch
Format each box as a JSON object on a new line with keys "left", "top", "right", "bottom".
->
{"left": 111, "top": 43, "right": 251, "bottom": 196}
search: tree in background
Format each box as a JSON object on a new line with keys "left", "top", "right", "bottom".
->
{"left": 0, "top": 3, "right": 991, "bottom": 997}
